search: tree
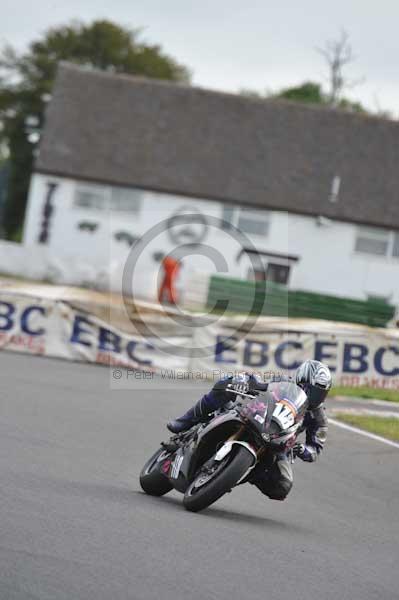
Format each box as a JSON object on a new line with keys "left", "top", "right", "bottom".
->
{"left": 276, "top": 82, "right": 324, "bottom": 104}
{"left": 276, "top": 81, "right": 365, "bottom": 113}
{"left": 240, "top": 31, "right": 368, "bottom": 114}
{"left": 240, "top": 80, "right": 366, "bottom": 113}
{"left": 0, "top": 20, "right": 191, "bottom": 240}
{"left": 316, "top": 29, "right": 363, "bottom": 107}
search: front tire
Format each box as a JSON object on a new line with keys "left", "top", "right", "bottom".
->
{"left": 140, "top": 448, "right": 174, "bottom": 496}
{"left": 183, "top": 446, "right": 254, "bottom": 513}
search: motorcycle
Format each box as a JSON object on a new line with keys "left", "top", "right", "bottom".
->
{"left": 139, "top": 380, "right": 308, "bottom": 512}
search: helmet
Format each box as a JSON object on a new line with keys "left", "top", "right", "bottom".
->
{"left": 295, "top": 360, "right": 332, "bottom": 407}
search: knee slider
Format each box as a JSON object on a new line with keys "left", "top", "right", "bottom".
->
{"left": 267, "top": 476, "right": 293, "bottom": 500}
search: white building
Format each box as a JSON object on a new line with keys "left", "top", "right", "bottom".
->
{"left": 24, "top": 63, "right": 399, "bottom": 304}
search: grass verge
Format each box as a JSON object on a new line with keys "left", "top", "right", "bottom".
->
{"left": 334, "top": 413, "right": 399, "bottom": 442}
{"left": 332, "top": 386, "right": 399, "bottom": 403}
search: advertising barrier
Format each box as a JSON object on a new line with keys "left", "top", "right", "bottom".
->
{"left": 1, "top": 292, "right": 399, "bottom": 388}
{"left": 191, "top": 317, "right": 399, "bottom": 389}
{"left": 0, "top": 293, "right": 190, "bottom": 372}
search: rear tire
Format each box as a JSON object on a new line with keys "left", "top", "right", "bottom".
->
{"left": 140, "top": 448, "right": 174, "bottom": 496}
{"left": 183, "top": 446, "right": 254, "bottom": 513}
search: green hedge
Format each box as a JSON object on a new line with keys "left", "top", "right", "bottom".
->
{"left": 206, "top": 276, "right": 395, "bottom": 327}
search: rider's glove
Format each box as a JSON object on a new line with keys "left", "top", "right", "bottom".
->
{"left": 307, "top": 432, "right": 324, "bottom": 454}
{"left": 293, "top": 443, "right": 317, "bottom": 463}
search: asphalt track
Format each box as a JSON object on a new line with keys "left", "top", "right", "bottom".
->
{"left": 1, "top": 352, "right": 398, "bottom": 600}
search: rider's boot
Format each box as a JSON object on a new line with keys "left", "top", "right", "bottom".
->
{"left": 167, "top": 391, "right": 223, "bottom": 434}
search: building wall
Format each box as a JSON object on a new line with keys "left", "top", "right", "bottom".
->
{"left": 23, "top": 173, "right": 399, "bottom": 303}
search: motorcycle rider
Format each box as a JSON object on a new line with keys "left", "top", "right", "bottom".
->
{"left": 167, "top": 359, "right": 332, "bottom": 501}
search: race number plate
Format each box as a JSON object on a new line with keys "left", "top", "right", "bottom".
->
{"left": 272, "top": 401, "right": 296, "bottom": 429}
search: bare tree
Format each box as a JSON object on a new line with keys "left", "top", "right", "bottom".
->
{"left": 317, "top": 30, "right": 363, "bottom": 107}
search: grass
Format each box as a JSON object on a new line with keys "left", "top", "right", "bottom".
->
{"left": 335, "top": 413, "right": 399, "bottom": 442}
{"left": 332, "top": 386, "right": 399, "bottom": 403}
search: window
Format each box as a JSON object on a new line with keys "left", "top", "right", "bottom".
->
{"left": 220, "top": 205, "right": 270, "bottom": 236}
{"left": 266, "top": 263, "right": 290, "bottom": 285}
{"left": 74, "top": 183, "right": 143, "bottom": 214}
{"left": 354, "top": 227, "right": 390, "bottom": 256}
{"left": 111, "top": 187, "right": 142, "bottom": 213}
{"left": 221, "top": 206, "right": 235, "bottom": 230}
{"left": 355, "top": 227, "right": 399, "bottom": 259}
{"left": 238, "top": 209, "right": 269, "bottom": 236}
{"left": 74, "top": 184, "right": 108, "bottom": 210}
{"left": 392, "top": 233, "right": 399, "bottom": 257}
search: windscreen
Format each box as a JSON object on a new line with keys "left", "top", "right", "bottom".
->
{"left": 267, "top": 381, "right": 308, "bottom": 421}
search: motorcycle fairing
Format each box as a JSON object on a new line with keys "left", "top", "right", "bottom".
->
{"left": 169, "top": 446, "right": 195, "bottom": 493}
{"left": 165, "top": 414, "right": 242, "bottom": 493}
{"left": 186, "top": 412, "right": 244, "bottom": 482}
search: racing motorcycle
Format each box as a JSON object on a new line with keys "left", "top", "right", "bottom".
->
{"left": 139, "top": 381, "right": 308, "bottom": 512}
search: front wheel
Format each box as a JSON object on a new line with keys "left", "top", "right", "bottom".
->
{"left": 140, "top": 448, "right": 174, "bottom": 496}
{"left": 183, "top": 446, "right": 254, "bottom": 513}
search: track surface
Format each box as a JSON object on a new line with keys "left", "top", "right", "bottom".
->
{"left": 1, "top": 352, "right": 398, "bottom": 600}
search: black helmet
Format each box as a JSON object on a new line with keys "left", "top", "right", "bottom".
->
{"left": 295, "top": 360, "right": 332, "bottom": 407}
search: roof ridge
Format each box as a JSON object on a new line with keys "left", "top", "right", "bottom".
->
{"left": 36, "top": 62, "right": 399, "bottom": 230}
{"left": 57, "top": 62, "right": 398, "bottom": 126}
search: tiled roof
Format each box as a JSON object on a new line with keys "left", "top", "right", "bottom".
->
{"left": 36, "top": 62, "right": 399, "bottom": 229}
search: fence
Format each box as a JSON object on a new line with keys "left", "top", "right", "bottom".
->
{"left": 206, "top": 275, "right": 395, "bottom": 328}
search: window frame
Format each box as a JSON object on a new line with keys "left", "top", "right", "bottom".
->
{"left": 391, "top": 232, "right": 399, "bottom": 258}
{"left": 110, "top": 186, "right": 143, "bottom": 214}
{"left": 74, "top": 183, "right": 110, "bottom": 211}
{"left": 220, "top": 205, "right": 270, "bottom": 237}
{"left": 354, "top": 226, "right": 391, "bottom": 258}
{"left": 74, "top": 182, "right": 143, "bottom": 215}
{"left": 265, "top": 262, "right": 291, "bottom": 285}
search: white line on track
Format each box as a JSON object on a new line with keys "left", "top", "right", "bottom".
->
{"left": 330, "top": 408, "right": 399, "bottom": 419}
{"left": 332, "top": 396, "right": 399, "bottom": 409}
{"left": 329, "top": 418, "right": 399, "bottom": 449}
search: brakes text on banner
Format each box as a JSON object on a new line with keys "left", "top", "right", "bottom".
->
{"left": 191, "top": 320, "right": 399, "bottom": 389}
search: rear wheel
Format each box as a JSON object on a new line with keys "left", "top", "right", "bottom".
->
{"left": 139, "top": 448, "right": 174, "bottom": 496}
{"left": 183, "top": 446, "right": 254, "bottom": 513}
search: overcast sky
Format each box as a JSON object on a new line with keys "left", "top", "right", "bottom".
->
{"left": 2, "top": 0, "right": 399, "bottom": 116}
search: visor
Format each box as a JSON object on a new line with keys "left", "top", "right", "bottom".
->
{"left": 308, "top": 385, "right": 329, "bottom": 408}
